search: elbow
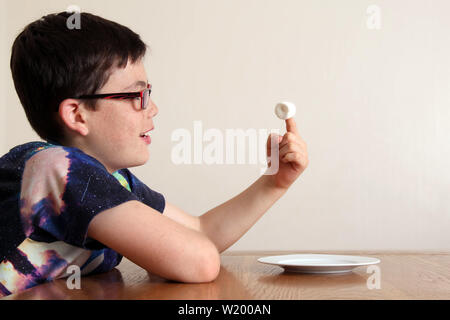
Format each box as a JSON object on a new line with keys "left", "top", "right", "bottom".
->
{"left": 195, "top": 246, "right": 221, "bottom": 283}
{"left": 188, "top": 244, "right": 221, "bottom": 283}
{"left": 143, "top": 248, "right": 220, "bottom": 283}
{"left": 201, "top": 250, "right": 221, "bottom": 282}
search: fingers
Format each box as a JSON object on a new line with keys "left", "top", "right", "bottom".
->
{"left": 279, "top": 145, "right": 309, "bottom": 169}
{"left": 267, "top": 131, "right": 307, "bottom": 155}
{"left": 279, "top": 131, "right": 306, "bottom": 150}
{"left": 281, "top": 152, "right": 300, "bottom": 164}
{"left": 279, "top": 141, "right": 303, "bottom": 159}
{"left": 266, "top": 118, "right": 307, "bottom": 167}
{"left": 278, "top": 133, "right": 309, "bottom": 169}
{"left": 263, "top": 116, "right": 308, "bottom": 171}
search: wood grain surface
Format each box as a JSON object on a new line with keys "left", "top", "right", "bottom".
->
{"left": 3, "top": 251, "right": 450, "bottom": 300}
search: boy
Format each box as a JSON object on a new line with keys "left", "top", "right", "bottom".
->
{"left": 0, "top": 11, "right": 308, "bottom": 297}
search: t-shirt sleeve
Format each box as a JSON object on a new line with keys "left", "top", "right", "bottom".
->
{"left": 120, "top": 169, "right": 166, "bottom": 214}
{"left": 19, "top": 146, "right": 140, "bottom": 250}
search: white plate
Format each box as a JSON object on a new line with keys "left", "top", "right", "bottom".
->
{"left": 257, "top": 254, "right": 380, "bottom": 274}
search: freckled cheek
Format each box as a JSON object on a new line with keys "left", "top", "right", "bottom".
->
{"left": 95, "top": 109, "right": 139, "bottom": 145}
{"left": 110, "top": 118, "right": 140, "bottom": 143}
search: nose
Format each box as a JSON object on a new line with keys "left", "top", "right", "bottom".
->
{"left": 147, "top": 99, "right": 158, "bottom": 118}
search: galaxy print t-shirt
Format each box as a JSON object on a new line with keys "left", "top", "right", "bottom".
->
{"left": 0, "top": 141, "right": 165, "bottom": 297}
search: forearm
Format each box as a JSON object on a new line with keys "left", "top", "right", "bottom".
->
{"left": 199, "top": 174, "right": 287, "bottom": 253}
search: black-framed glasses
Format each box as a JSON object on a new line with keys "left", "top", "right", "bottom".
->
{"left": 75, "top": 83, "right": 152, "bottom": 110}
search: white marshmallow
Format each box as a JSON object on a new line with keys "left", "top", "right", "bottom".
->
{"left": 275, "top": 101, "right": 296, "bottom": 120}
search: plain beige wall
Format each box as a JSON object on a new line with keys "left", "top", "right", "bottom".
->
{"left": 2, "top": 0, "right": 449, "bottom": 252}
{"left": 1, "top": 1, "right": 6, "bottom": 150}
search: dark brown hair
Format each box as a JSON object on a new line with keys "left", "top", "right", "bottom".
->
{"left": 10, "top": 11, "right": 147, "bottom": 144}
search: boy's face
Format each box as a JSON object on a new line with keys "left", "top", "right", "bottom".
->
{"left": 80, "top": 58, "right": 158, "bottom": 173}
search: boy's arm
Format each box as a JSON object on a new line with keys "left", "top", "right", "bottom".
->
{"left": 198, "top": 174, "right": 288, "bottom": 253}
{"left": 163, "top": 176, "right": 286, "bottom": 253}
{"left": 88, "top": 200, "right": 220, "bottom": 283}
{"left": 164, "top": 118, "right": 308, "bottom": 253}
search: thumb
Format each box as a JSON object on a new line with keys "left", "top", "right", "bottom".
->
{"left": 285, "top": 118, "right": 299, "bottom": 135}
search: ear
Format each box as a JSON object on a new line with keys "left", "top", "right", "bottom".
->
{"left": 58, "top": 99, "right": 90, "bottom": 136}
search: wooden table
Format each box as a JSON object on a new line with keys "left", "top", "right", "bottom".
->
{"left": 3, "top": 251, "right": 450, "bottom": 300}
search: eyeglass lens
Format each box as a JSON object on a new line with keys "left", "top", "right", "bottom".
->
{"left": 142, "top": 87, "right": 151, "bottom": 109}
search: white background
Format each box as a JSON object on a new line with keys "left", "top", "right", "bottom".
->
{"left": 1, "top": 0, "right": 449, "bottom": 252}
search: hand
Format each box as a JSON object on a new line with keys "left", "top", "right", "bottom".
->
{"left": 266, "top": 118, "right": 309, "bottom": 189}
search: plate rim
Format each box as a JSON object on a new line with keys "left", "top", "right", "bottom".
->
{"left": 257, "top": 253, "right": 381, "bottom": 267}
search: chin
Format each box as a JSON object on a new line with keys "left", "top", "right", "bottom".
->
{"left": 131, "top": 154, "right": 150, "bottom": 168}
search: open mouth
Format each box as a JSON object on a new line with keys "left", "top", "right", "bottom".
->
{"left": 140, "top": 128, "right": 153, "bottom": 144}
{"left": 140, "top": 127, "right": 154, "bottom": 137}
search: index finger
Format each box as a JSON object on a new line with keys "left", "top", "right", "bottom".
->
{"left": 285, "top": 117, "right": 299, "bottom": 135}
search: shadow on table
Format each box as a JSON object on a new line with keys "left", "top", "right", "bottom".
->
{"left": 4, "top": 268, "right": 126, "bottom": 300}
{"left": 257, "top": 267, "right": 371, "bottom": 289}
{"left": 131, "top": 265, "right": 254, "bottom": 299}
{"left": 6, "top": 264, "right": 255, "bottom": 300}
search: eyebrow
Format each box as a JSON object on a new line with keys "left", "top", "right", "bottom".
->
{"left": 122, "top": 80, "right": 148, "bottom": 91}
